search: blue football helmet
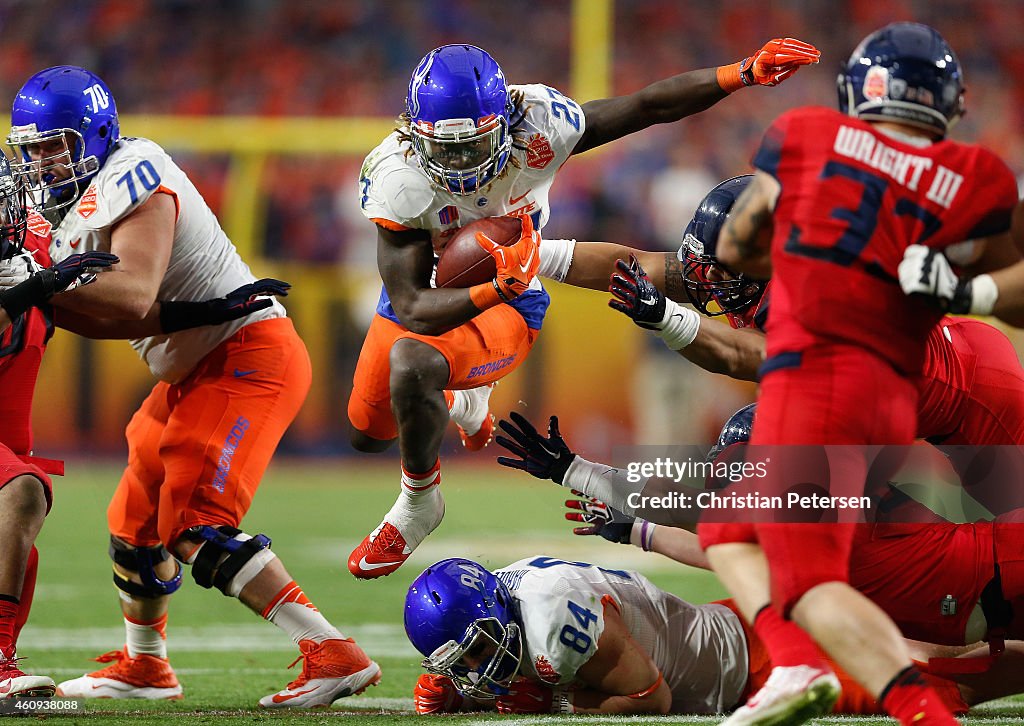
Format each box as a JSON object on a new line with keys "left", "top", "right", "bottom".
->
{"left": 0, "top": 156, "right": 27, "bottom": 261}
{"left": 7, "top": 66, "right": 120, "bottom": 210}
{"left": 407, "top": 45, "right": 513, "bottom": 196}
{"left": 837, "top": 22, "right": 964, "bottom": 138}
{"left": 679, "top": 175, "right": 767, "bottom": 322}
{"left": 405, "top": 558, "right": 522, "bottom": 699}
{"left": 706, "top": 402, "right": 756, "bottom": 469}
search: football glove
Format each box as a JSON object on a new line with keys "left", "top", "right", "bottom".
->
{"left": 496, "top": 679, "right": 573, "bottom": 714}
{"left": 476, "top": 214, "right": 540, "bottom": 300}
{"left": 0, "top": 249, "right": 39, "bottom": 290}
{"left": 159, "top": 278, "right": 291, "bottom": 333}
{"left": 0, "top": 251, "right": 119, "bottom": 319}
{"left": 718, "top": 37, "right": 820, "bottom": 92}
{"left": 413, "top": 673, "right": 464, "bottom": 714}
{"left": 898, "top": 244, "right": 997, "bottom": 315}
{"left": 496, "top": 412, "right": 576, "bottom": 484}
{"left": 608, "top": 254, "right": 666, "bottom": 329}
{"left": 565, "top": 493, "right": 635, "bottom": 543}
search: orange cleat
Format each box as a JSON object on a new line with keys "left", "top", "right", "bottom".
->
{"left": 55, "top": 649, "right": 182, "bottom": 700}
{"left": 259, "top": 638, "right": 381, "bottom": 708}
{"left": 348, "top": 522, "right": 412, "bottom": 579}
{"left": 459, "top": 411, "right": 495, "bottom": 451}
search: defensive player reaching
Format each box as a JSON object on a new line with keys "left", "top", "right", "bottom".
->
{"left": 693, "top": 22, "right": 1018, "bottom": 726}
{"left": 7, "top": 66, "right": 379, "bottom": 707}
{"left": 349, "top": 38, "right": 821, "bottom": 579}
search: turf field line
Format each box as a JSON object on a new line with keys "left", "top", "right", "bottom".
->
{"left": 20, "top": 622, "right": 418, "bottom": 656}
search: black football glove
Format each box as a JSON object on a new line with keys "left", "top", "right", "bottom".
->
{"left": 608, "top": 254, "right": 666, "bottom": 329}
{"left": 0, "top": 251, "right": 120, "bottom": 319}
{"left": 565, "top": 493, "right": 635, "bottom": 544}
{"left": 495, "top": 412, "right": 576, "bottom": 484}
{"left": 159, "top": 278, "right": 291, "bottom": 333}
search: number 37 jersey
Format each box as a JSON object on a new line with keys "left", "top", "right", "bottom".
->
{"left": 755, "top": 107, "right": 1018, "bottom": 374}
{"left": 495, "top": 556, "right": 749, "bottom": 714}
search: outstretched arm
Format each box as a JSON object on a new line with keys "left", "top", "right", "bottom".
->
{"left": 573, "top": 38, "right": 819, "bottom": 155}
{"left": 716, "top": 171, "right": 778, "bottom": 277}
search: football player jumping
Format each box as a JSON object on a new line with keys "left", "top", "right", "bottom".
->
{"left": 349, "top": 38, "right": 821, "bottom": 580}
{"left": 6, "top": 66, "right": 379, "bottom": 707}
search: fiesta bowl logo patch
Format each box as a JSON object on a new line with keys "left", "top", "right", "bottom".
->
{"left": 26, "top": 209, "right": 51, "bottom": 237}
{"left": 77, "top": 186, "right": 98, "bottom": 219}
{"left": 526, "top": 133, "right": 555, "bottom": 170}
{"left": 534, "top": 655, "right": 560, "bottom": 684}
{"left": 863, "top": 66, "right": 889, "bottom": 101}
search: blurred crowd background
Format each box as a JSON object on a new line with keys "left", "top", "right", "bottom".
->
{"left": 5, "top": 0, "right": 1024, "bottom": 458}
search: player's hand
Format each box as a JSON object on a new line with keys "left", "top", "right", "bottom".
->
{"left": 159, "top": 278, "right": 291, "bottom": 333}
{"left": 898, "top": 244, "right": 987, "bottom": 314}
{"left": 476, "top": 214, "right": 540, "bottom": 299}
{"left": 413, "top": 673, "right": 464, "bottom": 714}
{"left": 48, "top": 251, "right": 120, "bottom": 295}
{"left": 496, "top": 412, "right": 576, "bottom": 485}
{"left": 608, "top": 254, "right": 666, "bottom": 329}
{"left": 741, "top": 38, "right": 820, "bottom": 87}
{"left": 565, "top": 493, "right": 636, "bottom": 544}
{"left": 495, "top": 679, "right": 554, "bottom": 714}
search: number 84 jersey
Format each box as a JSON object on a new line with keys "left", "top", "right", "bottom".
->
{"left": 495, "top": 556, "right": 749, "bottom": 714}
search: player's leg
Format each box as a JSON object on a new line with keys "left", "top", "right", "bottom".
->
{"left": 348, "top": 314, "right": 404, "bottom": 453}
{"left": 349, "top": 306, "right": 537, "bottom": 579}
{"left": 0, "top": 470, "right": 55, "bottom": 698}
{"left": 57, "top": 385, "right": 183, "bottom": 700}
{"left": 164, "top": 318, "right": 379, "bottom": 707}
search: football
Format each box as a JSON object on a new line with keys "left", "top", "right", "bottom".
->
{"left": 435, "top": 216, "right": 522, "bottom": 288}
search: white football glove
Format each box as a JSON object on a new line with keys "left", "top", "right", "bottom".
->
{"left": 898, "top": 244, "right": 998, "bottom": 315}
{"left": 0, "top": 250, "right": 42, "bottom": 291}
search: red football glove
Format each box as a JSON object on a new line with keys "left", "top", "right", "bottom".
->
{"left": 495, "top": 678, "right": 554, "bottom": 714}
{"left": 475, "top": 214, "right": 541, "bottom": 300}
{"left": 413, "top": 673, "right": 464, "bottom": 714}
{"left": 717, "top": 37, "right": 820, "bottom": 92}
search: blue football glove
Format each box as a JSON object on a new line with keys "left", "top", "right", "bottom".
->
{"left": 496, "top": 412, "right": 576, "bottom": 484}
{"left": 608, "top": 254, "right": 666, "bottom": 329}
{"left": 49, "top": 251, "right": 120, "bottom": 294}
{"left": 565, "top": 493, "right": 635, "bottom": 544}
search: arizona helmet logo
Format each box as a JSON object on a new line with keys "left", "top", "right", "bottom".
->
{"left": 863, "top": 65, "right": 889, "bottom": 100}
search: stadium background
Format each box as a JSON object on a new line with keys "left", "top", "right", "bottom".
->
{"left": 5, "top": 1, "right": 1024, "bottom": 721}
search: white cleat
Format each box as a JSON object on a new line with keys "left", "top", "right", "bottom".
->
{"left": 55, "top": 649, "right": 182, "bottom": 700}
{"left": 259, "top": 638, "right": 381, "bottom": 708}
{"left": 721, "top": 665, "right": 840, "bottom": 726}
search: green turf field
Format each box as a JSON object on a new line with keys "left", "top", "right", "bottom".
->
{"left": 22, "top": 460, "right": 1024, "bottom": 724}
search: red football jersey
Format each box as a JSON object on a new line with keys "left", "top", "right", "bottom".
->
{"left": 754, "top": 107, "right": 1018, "bottom": 374}
{"left": 0, "top": 227, "right": 54, "bottom": 456}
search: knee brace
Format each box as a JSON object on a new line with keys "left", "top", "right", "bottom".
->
{"left": 184, "top": 525, "right": 276, "bottom": 597}
{"left": 109, "top": 536, "right": 183, "bottom": 599}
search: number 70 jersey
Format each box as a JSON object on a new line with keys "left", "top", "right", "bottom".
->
{"left": 755, "top": 106, "right": 1018, "bottom": 374}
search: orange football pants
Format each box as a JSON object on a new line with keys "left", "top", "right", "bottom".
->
{"left": 348, "top": 309, "right": 538, "bottom": 441}
{"left": 107, "top": 318, "right": 311, "bottom": 548}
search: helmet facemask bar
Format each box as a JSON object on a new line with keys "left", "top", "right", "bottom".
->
{"left": 680, "top": 233, "right": 763, "bottom": 317}
{"left": 0, "top": 174, "right": 28, "bottom": 261}
{"left": 421, "top": 617, "right": 522, "bottom": 699}
{"left": 6, "top": 126, "right": 98, "bottom": 211}
{"left": 410, "top": 116, "right": 511, "bottom": 196}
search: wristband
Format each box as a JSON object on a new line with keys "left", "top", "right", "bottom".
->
{"left": 655, "top": 299, "right": 701, "bottom": 349}
{"left": 562, "top": 456, "right": 646, "bottom": 515}
{"left": 537, "top": 238, "right": 576, "bottom": 282}
{"left": 159, "top": 300, "right": 214, "bottom": 333}
{"left": 968, "top": 273, "right": 998, "bottom": 316}
{"left": 0, "top": 271, "right": 51, "bottom": 319}
{"left": 630, "top": 519, "right": 657, "bottom": 551}
{"left": 551, "top": 688, "right": 574, "bottom": 714}
{"left": 716, "top": 61, "right": 748, "bottom": 93}
{"left": 469, "top": 281, "right": 504, "bottom": 310}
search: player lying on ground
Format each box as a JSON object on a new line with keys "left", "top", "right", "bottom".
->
{"left": 348, "top": 37, "right": 820, "bottom": 579}
{"left": 402, "top": 556, "right": 987, "bottom": 716}
{"left": 8, "top": 65, "right": 376, "bottom": 707}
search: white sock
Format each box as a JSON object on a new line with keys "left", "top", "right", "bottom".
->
{"left": 380, "top": 461, "right": 445, "bottom": 549}
{"left": 448, "top": 386, "right": 493, "bottom": 436}
{"left": 263, "top": 580, "right": 344, "bottom": 644}
{"left": 125, "top": 613, "right": 168, "bottom": 659}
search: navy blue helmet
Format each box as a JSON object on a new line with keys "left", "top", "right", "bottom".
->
{"left": 8, "top": 66, "right": 120, "bottom": 210}
{"left": 406, "top": 45, "right": 513, "bottom": 196}
{"left": 837, "top": 22, "right": 964, "bottom": 138}
{"left": 405, "top": 558, "right": 522, "bottom": 699}
{"left": 680, "top": 175, "right": 767, "bottom": 322}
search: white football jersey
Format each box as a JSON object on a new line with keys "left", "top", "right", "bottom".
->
{"left": 46, "top": 137, "right": 285, "bottom": 383}
{"left": 495, "top": 556, "right": 749, "bottom": 714}
{"left": 358, "top": 83, "right": 584, "bottom": 254}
